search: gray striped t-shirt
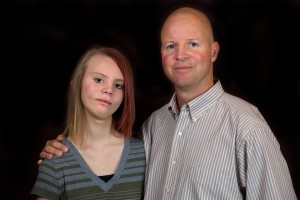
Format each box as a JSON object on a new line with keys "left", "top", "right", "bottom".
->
{"left": 31, "top": 138, "right": 145, "bottom": 199}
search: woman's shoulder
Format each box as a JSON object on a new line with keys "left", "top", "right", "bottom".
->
{"left": 129, "top": 137, "right": 145, "bottom": 152}
{"left": 130, "top": 137, "right": 144, "bottom": 145}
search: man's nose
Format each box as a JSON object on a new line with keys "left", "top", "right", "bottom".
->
{"left": 175, "top": 46, "right": 189, "bottom": 60}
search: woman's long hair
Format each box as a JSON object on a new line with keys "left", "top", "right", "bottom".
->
{"left": 63, "top": 46, "right": 135, "bottom": 147}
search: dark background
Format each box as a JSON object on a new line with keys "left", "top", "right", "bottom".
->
{"left": 1, "top": 0, "right": 299, "bottom": 199}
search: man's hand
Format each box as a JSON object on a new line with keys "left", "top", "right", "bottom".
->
{"left": 37, "top": 134, "right": 68, "bottom": 165}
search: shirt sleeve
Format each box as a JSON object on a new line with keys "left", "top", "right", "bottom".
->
{"left": 31, "top": 158, "right": 63, "bottom": 199}
{"left": 237, "top": 126, "right": 297, "bottom": 199}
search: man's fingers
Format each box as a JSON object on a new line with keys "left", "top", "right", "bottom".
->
{"left": 45, "top": 144, "right": 64, "bottom": 157}
{"left": 37, "top": 135, "right": 68, "bottom": 165}
{"left": 37, "top": 159, "right": 43, "bottom": 166}
{"left": 39, "top": 149, "right": 55, "bottom": 159}
{"left": 45, "top": 139, "right": 68, "bottom": 153}
{"left": 56, "top": 134, "right": 65, "bottom": 141}
{"left": 52, "top": 140, "right": 68, "bottom": 152}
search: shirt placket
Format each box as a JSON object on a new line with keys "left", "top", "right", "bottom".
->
{"left": 163, "top": 106, "right": 190, "bottom": 199}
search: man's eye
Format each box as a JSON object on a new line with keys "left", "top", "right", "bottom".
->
{"left": 166, "top": 44, "right": 175, "bottom": 50}
{"left": 190, "top": 42, "right": 199, "bottom": 47}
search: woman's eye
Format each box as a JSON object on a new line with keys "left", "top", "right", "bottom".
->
{"left": 115, "top": 83, "right": 123, "bottom": 90}
{"left": 95, "top": 78, "right": 103, "bottom": 83}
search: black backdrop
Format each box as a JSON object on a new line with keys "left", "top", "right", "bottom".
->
{"left": 1, "top": 0, "right": 299, "bottom": 199}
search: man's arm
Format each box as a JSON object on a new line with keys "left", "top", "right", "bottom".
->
{"left": 37, "top": 134, "right": 68, "bottom": 165}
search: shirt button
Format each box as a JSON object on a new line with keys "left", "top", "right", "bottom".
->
{"left": 172, "top": 160, "right": 176, "bottom": 164}
{"left": 178, "top": 131, "right": 182, "bottom": 136}
{"left": 165, "top": 187, "right": 169, "bottom": 192}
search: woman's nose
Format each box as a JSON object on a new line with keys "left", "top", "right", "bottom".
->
{"left": 102, "top": 85, "right": 112, "bottom": 95}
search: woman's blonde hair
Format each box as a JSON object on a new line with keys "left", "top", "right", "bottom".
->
{"left": 63, "top": 46, "right": 135, "bottom": 147}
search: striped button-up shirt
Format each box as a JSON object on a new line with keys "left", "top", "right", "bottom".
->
{"left": 142, "top": 81, "right": 296, "bottom": 200}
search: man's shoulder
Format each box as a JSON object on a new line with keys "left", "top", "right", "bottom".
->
{"left": 221, "top": 92, "right": 268, "bottom": 126}
{"left": 222, "top": 92, "right": 258, "bottom": 110}
{"left": 152, "top": 103, "right": 170, "bottom": 115}
{"left": 141, "top": 103, "right": 170, "bottom": 129}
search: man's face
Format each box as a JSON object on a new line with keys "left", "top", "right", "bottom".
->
{"left": 160, "top": 9, "right": 219, "bottom": 94}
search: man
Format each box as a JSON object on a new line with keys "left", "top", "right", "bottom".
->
{"left": 39, "top": 6, "right": 297, "bottom": 199}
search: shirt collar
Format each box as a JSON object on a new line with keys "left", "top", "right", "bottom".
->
{"left": 168, "top": 80, "right": 224, "bottom": 122}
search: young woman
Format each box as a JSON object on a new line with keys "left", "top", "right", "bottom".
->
{"left": 31, "top": 46, "right": 145, "bottom": 200}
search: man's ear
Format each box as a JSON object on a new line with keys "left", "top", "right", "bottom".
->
{"left": 211, "top": 41, "right": 220, "bottom": 62}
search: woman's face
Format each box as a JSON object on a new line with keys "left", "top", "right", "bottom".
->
{"left": 81, "top": 54, "right": 124, "bottom": 121}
